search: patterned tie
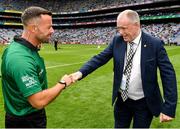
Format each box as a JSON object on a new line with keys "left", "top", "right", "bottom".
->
{"left": 121, "top": 42, "right": 134, "bottom": 101}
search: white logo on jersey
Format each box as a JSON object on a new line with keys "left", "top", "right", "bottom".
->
{"left": 21, "top": 75, "right": 37, "bottom": 88}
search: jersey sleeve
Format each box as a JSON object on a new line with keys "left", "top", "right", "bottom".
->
{"left": 9, "top": 56, "right": 42, "bottom": 98}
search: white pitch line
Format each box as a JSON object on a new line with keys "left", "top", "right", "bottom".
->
{"left": 46, "top": 62, "right": 85, "bottom": 69}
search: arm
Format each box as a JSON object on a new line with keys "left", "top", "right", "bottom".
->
{"left": 78, "top": 38, "right": 115, "bottom": 80}
{"left": 70, "top": 42, "right": 113, "bottom": 82}
{"left": 28, "top": 75, "right": 72, "bottom": 109}
{"left": 157, "top": 40, "right": 177, "bottom": 121}
{"left": 11, "top": 56, "right": 72, "bottom": 110}
{"left": 70, "top": 35, "right": 122, "bottom": 82}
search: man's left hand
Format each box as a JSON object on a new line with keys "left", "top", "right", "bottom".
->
{"left": 160, "top": 113, "right": 174, "bottom": 123}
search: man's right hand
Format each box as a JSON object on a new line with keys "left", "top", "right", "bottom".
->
{"left": 61, "top": 74, "right": 73, "bottom": 87}
{"left": 69, "top": 71, "right": 82, "bottom": 83}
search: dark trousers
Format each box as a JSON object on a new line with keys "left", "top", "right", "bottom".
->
{"left": 5, "top": 109, "right": 46, "bottom": 128}
{"left": 114, "top": 94, "right": 153, "bottom": 128}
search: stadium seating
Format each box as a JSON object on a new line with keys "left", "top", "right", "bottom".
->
{"left": 0, "top": 0, "right": 179, "bottom": 45}
{"left": 0, "top": 23, "right": 179, "bottom": 45}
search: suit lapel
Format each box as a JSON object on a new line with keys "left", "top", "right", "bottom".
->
{"left": 141, "top": 32, "right": 148, "bottom": 77}
{"left": 119, "top": 40, "right": 127, "bottom": 74}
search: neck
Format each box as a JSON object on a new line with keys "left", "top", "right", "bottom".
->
{"left": 21, "top": 30, "right": 41, "bottom": 48}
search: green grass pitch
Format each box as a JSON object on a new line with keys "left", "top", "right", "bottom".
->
{"left": 0, "top": 44, "right": 180, "bottom": 128}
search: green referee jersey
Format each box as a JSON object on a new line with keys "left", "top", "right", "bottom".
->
{"left": 1, "top": 36, "right": 47, "bottom": 116}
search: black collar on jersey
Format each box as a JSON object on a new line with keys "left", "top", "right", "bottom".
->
{"left": 14, "top": 35, "right": 39, "bottom": 51}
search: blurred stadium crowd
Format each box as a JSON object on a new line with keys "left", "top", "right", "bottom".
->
{"left": 52, "top": 23, "right": 179, "bottom": 44}
{"left": 0, "top": 0, "right": 161, "bottom": 12}
{"left": 0, "top": 23, "right": 179, "bottom": 45}
{"left": 0, "top": 0, "right": 179, "bottom": 45}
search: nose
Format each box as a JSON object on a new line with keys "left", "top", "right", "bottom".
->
{"left": 50, "top": 27, "right": 54, "bottom": 34}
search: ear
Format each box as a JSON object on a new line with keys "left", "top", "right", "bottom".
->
{"left": 34, "top": 26, "right": 37, "bottom": 31}
{"left": 33, "top": 25, "right": 38, "bottom": 32}
{"left": 28, "top": 24, "right": 37, "bottom": 33}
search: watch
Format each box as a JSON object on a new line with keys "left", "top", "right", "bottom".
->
{"left": 59, "top": 80, "right": 67, "bottom": 88}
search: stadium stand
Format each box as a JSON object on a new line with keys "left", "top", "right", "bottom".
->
{"left": 0, "top": 0, "right": 179, "bottom": 45}
{"left": 51, "top": 23, "right": 179, "bottom": 45}
{"left": 0, "top": 0, "right": 165, "bottom": 12}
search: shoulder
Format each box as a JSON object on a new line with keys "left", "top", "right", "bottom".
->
{"left": 113, "top": 33, "right": 123, "bottom": 40}
{"left": 8, "top": 42, "right": 34, "bottom": 58}
{"left": 111, "top": 33, "right": 124, "bottom": 44}
{"left": 142, "top": 31, "right": 163, "bottom": 43}
{"left": 5, "top": 43, "right": 36, "bottom": 69}
{"left": 142, "top": 31, "right": 164, "bottom": 46}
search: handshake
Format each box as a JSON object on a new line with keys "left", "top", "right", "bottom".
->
{"left": 60, "top": 71, "right": 83, "bottom": 87}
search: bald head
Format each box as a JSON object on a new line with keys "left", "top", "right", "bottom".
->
{"left": 117, "top": 9, "right": 140, "bottom": 24}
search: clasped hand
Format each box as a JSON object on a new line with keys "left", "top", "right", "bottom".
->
{"left": 60, "top": 71, "right": 83, "bottom": 87}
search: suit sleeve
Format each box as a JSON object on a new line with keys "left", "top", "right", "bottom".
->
{"left": 157, "top": 41, "right": 177, "bottom": 117}
{"left": 79, "top": 38, "right": 114, "bottom": 79}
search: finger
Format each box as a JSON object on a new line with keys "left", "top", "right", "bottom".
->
{"left": 160, "top": 118, "right": 162, "bottom": 123}
{"left": 70, "top": 75, "right": 76, "bottom": 83}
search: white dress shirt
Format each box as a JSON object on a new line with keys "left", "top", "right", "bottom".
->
{"left": 123, "top": 31, "right": 144, "bottom": 100}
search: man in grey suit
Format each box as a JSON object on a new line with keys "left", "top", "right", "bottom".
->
{"left": 70, "top": 9, "right": 177, "bottom": 128}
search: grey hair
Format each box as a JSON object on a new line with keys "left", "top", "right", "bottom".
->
{"left": 117, "top": 9, "right": 140, "bottom": 24}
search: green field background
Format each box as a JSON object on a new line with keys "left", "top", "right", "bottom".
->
{"left": 0, "top": 44, "right": 179, "bottom": 128}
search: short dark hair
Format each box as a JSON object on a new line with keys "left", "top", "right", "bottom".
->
{"left": 21, "top": 6, "right": 52, "bottom": 26}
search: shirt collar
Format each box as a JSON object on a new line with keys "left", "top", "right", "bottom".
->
{"left": 13, "top": 35, "right": 39, "bottom": 51}
{"left": 132, "top": 31, "right": 142, "bottom": 45}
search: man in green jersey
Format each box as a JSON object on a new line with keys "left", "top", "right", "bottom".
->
{"left": 1, "top": 6, "right": 72, "bottom": 128}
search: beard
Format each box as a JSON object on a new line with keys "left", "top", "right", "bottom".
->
{"left": 36, "top": 27, "right": 52, "bottom": 43}
{"left": 37, "top": 34, "right": 51, "bottom": 43}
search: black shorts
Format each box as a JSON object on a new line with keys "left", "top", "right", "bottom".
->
{"left": 5, "top": 109, "right": 47, "bottom": 128}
